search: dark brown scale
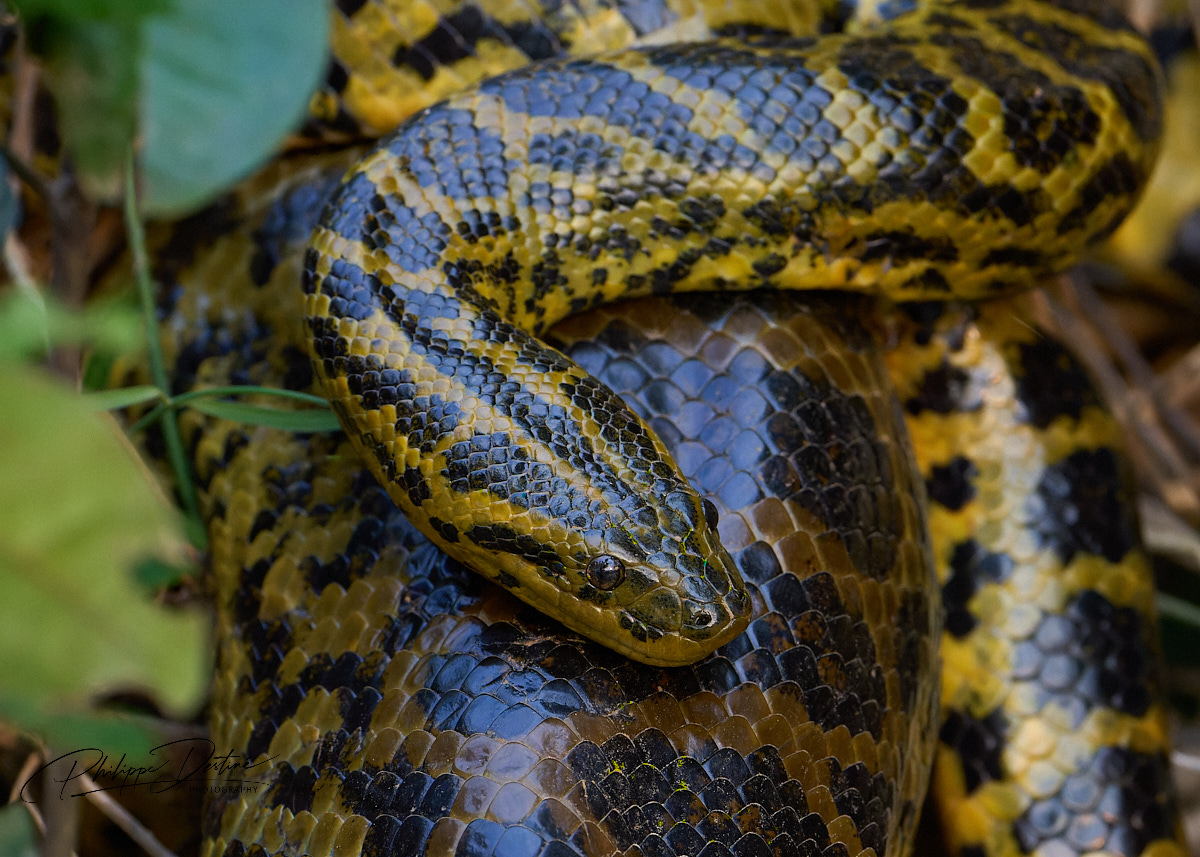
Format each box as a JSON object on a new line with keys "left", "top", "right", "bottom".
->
{"left": 187, "top": 287, "right": 939, "bottom": 857}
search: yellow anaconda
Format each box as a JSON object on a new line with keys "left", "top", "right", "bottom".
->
{"left": 119, "top": 0, "right": 1190, "bottom": 855}
{"left": 301, "top": 0, "right": 1162, "bottom": 666}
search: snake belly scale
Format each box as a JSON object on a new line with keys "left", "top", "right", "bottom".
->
{"left": 114, "top": 0, "right": 1189, "bottom": 854}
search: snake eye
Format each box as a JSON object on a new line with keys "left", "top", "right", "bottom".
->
{"left": 585, "top": 555, "right": 625, "bottom": 590}
{"left": 701, "top": 498, "right": 720, "bottom": 530}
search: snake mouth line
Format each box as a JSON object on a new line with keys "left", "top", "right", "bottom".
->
{"left": 476, "top": 543, "right": 754, "bottom": 667}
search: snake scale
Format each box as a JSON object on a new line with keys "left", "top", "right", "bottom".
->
{"left": 119, "top": 0, "right": 1189, "bottom": 854}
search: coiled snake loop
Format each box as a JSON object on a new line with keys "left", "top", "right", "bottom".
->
{"left": 144, "top": 0, "right": 1189, "bottom": 855}
{"left": 302, "top": 0, "right": 1162, "bottom": 665}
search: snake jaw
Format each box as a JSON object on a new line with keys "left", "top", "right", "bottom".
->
{"left": 468, "top": 533, "right": 749, "bottom": 667}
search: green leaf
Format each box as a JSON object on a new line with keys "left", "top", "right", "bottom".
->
{"left": 137, "top": 0, "right": 329, "bottom": 215}
{"left": 24, "top": 0, "right": 327, "bottom": 213}
{"left": 0, "top": 803, "right": 37, "bottom": 857}
{"left": 0, "top": 289, "right": 143, "bottom": 362}
{"left": 10, "top": 0, "right": 167, "bottom": 22}
{"left": 79, "top": 294, "right": 145, "bottom": 355}
{"left": 37, "top": 15, "right": 140, "bottom": 202}
{"left": 83, "top": 385, "right": 162, "bottom": 411}
{"left": 81, "top": 349, "right": 119, "bottom": 392}
{"left": 0, "top": 696, "right": 155, "bottom": 762}
{"left": 188, "top": 397, "right": 341, "bottom": 432}
{"left": 171, "top": 384, "right": 330, "bottom": 409}
{"left": 0, "top": 367, "right": 208, "bottom": 743}
{"left": 0, "top": 289, "right": 49, "bottom": 358}
{"left": 131, "top": 555, "right": 191, "bottom": 589}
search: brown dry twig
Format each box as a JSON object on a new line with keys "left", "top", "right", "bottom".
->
{"left": 76, "top": 773, "right": 180, "bottom": 857}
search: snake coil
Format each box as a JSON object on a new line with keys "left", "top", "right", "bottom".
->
{"left": 302, "top": 0, "right": 1161, "bottom": 665}
{"left": 125, "top": 0, "right": 1189, "bottom": 854}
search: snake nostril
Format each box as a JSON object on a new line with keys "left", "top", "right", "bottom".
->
{"left": 701, "top": 498, "right": 719, "bottom": 530}
{"left": 585, "top": 555, "right": 626, "bottom": 590}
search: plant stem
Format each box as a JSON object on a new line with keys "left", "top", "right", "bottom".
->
{"left": 125, "top": 385, "right": 332, "bottom": 436}
{"left": 1160, "top": 591, "right": 1200, "bottom": 631}
{"left": 123, "top": 151, "right": 204, "bottom": 546}
{"left": 171, "top": 385, "right": 330, "bottom": 409}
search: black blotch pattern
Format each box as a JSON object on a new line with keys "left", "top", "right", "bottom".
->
{"left": 566, "top": 734, "right": 893, "bottom": 856}
{"left": 152, "top": 197, "right": 240, "bottom": 309}
{"left": 905, "top": 361, "right": 978, "bottom": 414}
{"left": 1014, "top": 748, "right": 1177, "bottom": 857}
{"left": 834, "top": 37, "right": 995, "bottom": 217}
{"left": 980, "top": 246, "right": 1046, "bottom": 269}
{"left": 392, "top": 7, "right": 491, "bottom": 80}
{"left": 392, "top": 5, "right": 565, "bottom": 81}
{"left": 939, "top": 709, "right": 1007, "bottom": 793}
{"left": 942, "top": 29, "right": 1101, "bottom": 174}
{"left": 501, "top": 19, "right": 561, "bottom": 60}
{"left": 926, "top": 456, "right": 977, "bottom": 511}
{"left": 251, "top": 172, "right": 343, "bottom": 287}
{"left": 986, "top": 14, "right": 1161, "bottom": 143}
{"left": 464, "top": 523, "right": 566, "bottom": 577}
{"left": 1014, "top": 336, "right": 1099, "bottom": 429}
{"left": 169, "top": 312, "right": 271, "bottom": 397}
{"left": 896, "top": 301, "right": 975, "bottom": 348}
{"left": 325, "top": 59, "right": 350, "bottom": 95}
{"left": 1010, "top": 589, "right": 1157, "bottom": 722}
{"left": 1056, "top": 152, "right": 1146, "bottom": 237}
{"left": 941, "top": 540, "right": 1013, "bottom": 638}
{"left": 861, "top": 231, "right": 960, "bottom": 263}
{"left": 1029, "top": 448, "right": 1136, "bottom": 565}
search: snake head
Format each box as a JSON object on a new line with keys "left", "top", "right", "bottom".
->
{"left": 557, "top": 488, "right": 751, "bottom": 667}
{"left": 440, "top": 461, "right": 751, "bottom": 666}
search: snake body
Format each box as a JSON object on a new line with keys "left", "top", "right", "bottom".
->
{"left": 301, "top": 0, "right": 1161, "bottom": 666}
{"left": 119, "top": 0, "right": 1188, "bottom": 854}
